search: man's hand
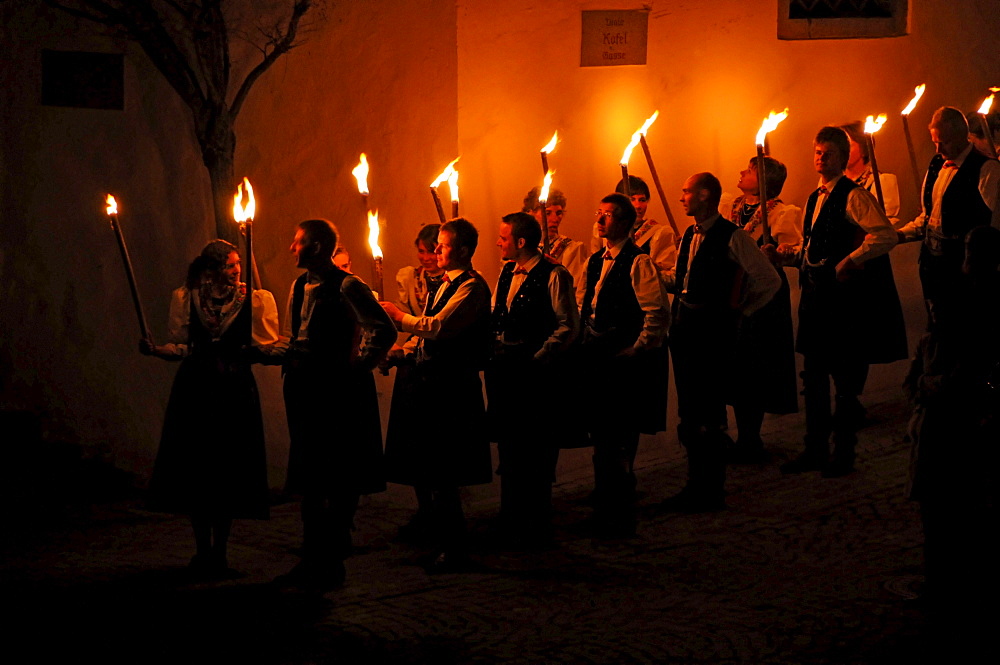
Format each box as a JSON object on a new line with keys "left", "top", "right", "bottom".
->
{"left": 380, "top": 301, "right": 405, "bottom": 324}
{"left": 834, "top": 256, "right": 860, "bottom": 282}
{"left": 138, "top": 338, "right": 156, "bottom": 356}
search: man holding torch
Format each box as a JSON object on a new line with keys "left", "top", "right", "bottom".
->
{"left": 896, "top": 106, "right": 1000, "bottom": 325}
{"left": 486, "top": 212, "right": 579, "bottom": 547}
{"left": 380, "top": 219, "right": 493, "bottom": 573}
{"left": 661, "top": 174, "right": 780, "bottom": 513}
{"left": 582, "top": 193, "right": 669, "bottom": 536}
{"left": 274, "top": 219, "right": 396, "bottom": 592}
{"left": 783, "top": 127, "right": 906, "bottom": 479}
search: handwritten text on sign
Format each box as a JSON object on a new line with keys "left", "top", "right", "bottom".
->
{"left": 580, "top": 10, "right": 648, "bottom": 67}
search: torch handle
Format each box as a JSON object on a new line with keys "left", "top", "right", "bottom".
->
{"left": 541, "top": 152, "right": 549, "bottom": 177}
{"left": 430, "top": 188, "right": 447, "bottom": 224}
{"left": 639, "top": 136, "right": 681, "bottom": 241}
{"left": 540, "top": 202, "right": 549, "bottom": 256}
{"left": 245, "top": 222, "right": 254, "bottom": 293}
{"left": 756, "top": 147, "right": 773, "bottom": 246}
{"left": 373, "top": 256, "right": 385, "bottom": 302}
{"left": 867, "top": 135, "right": 886, "bottom": 212}
{"left": 620, "top": 164, "right": 631, "bottom": 197}
{"left": 110, "top": 215, "right": 151, "bottom": 340}
{"left": 979, "top": 114, "right": 998, "bottom": 159}
{"left": 901, "top": 116, "right": 924, "bottom": 194}
{"left": 451, "top": 201, "right": 459, "bottom": 219}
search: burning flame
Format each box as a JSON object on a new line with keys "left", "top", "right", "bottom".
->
{"left": 619, "top": 111, "right": 659, "bottom": 165}
{"left": 539, "top": 170, "right": 554, "bottom": 204}
{"left": 864, "top": 114, "right": 888, "bottom": 135}
{"left": 755, "top": 108, "right": 789, "bottom": 146}
{"left": 232, "top": 177, "right": 255, "bottom": 223}
{"left": 541, "top": 131, "right": 558, "bottom": 154}
{"left": 367, "top": 210, "right": 383, "bottom": 260}
{"left": 447, "top": 168, "right": 459, "bottom": 203}
{"left": 901, "top": 84, "right": 926, "bottom": 115}
{"left": 978, "top": 93, "right": 995, "bottom": 115}
{"left": 352, "top": 153, "right": 370, "bottom": 196}
{"left": 105, "top": 194, "right": 118, "bottom": 216}
{"left": 431, "top": 157, "right": 460, "bottom": 189}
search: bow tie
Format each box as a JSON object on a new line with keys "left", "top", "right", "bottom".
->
{"left": 943, "top": 160, "right": 958, "bottom": 169}
{"left": 603, "top": 251, "right": 614, "bottom": 260}
{"left": 693, "top": 225, "right": 705, "bottom": 234}
{"left": 513, "top": 267, "right": 528, "bottom": 275}
{"left": 817, "top": 185, "right": 829, "bottom": 195}
{"left": 442, "top": 274, "right": 452, "bottom": 283}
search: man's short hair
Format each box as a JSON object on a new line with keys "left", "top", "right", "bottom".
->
{"left": 615, "top": 175, "right": 651, "bottom": 199}
{"left": 502, "top": 212, "right": 541, "bottom": 250}
{"left": 748, "top": 156, "right": 789, "bottom": 198}
{"left": 522, "top": 186, "right": 567, "bottom": 212}
{"left": 691, "top": 172, "right": 723, "bottom": 207}
{"left": 299, "top": 219, "right": 338, "bottom": 257}
{"left": 441, "top": 218, "right": 479, "bottom": 259}
{"left": 929, "top": 106, "right": 969, "bottom": 138}
{"left": 838, "top": 121, "right": 870, "bottom": 165}
{"left": 814, "top": 126, "right": 851, "bottom": 170}
{"left": 415, "top": 223, "right": 440, "bottom": 248}
{"left": 600, "top": 192, "right": 637, "bottom": 228}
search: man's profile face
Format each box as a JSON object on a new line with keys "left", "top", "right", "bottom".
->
{"left": 596, "top": 202, "right": 627, "bottom": 242}
{"left": 290, "top": 228, "right": 318, "bottom": 269}
{"left": 814, "top": 142, "right": 845, "bottom": 180}
{"left": 630, "top": 194, "right": 648, "bottom": 221}
{"left": 435, "top": 229, "right": 465, "bottom": 271}
{"left": 930, "top": 126, "right": 967, "bottom": 160}
{"left": 680, "top": 176, "right": 707, "bottom": 217}
{"left": 496, "top": 222, "right": 520, "bottom": 262}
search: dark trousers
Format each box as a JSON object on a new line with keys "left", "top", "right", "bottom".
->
{"left": 671, "top": 305, "right": 734, "bottom": 500}
{"left": 301, "top": 489, "right": 359, "bottom": 566}
{"left": 498, "top": 436, "right": 558, "bottom": 536}
{"left": 591, "top": 425, "right": 640, "bottom": 527}
{"left": 801, "top": 351, "right": 869, "bottom": 457}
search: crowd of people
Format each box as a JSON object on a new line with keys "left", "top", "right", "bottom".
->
{"left": 140, "top": 108, "right": 999, "bottom": 612}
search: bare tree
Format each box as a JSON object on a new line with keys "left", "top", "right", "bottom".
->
{"left": 45, "top": 0, "right": 319, "bottom": 241}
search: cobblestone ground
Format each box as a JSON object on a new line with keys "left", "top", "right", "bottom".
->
{"left": 1, "top": 386, "right": 991, "bottom": 664}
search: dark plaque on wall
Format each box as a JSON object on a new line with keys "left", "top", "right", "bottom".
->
{"left": 41, "top": 50, "right": 124, "bottom": 110}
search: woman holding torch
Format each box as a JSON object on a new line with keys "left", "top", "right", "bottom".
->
{"left": 719, "top": 157, "right": 802, "bottom": 462}
{"left": 140, "top": 239, "right": 280, "bottom": 577}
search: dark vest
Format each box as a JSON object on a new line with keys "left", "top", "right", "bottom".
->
{"left": 421, "top": 270, "right": 491, "bottom": 371}
{"left": 923, "top": 150, "right": 994, "bottom": 239}
{"left": 290, "top": 269, "right": 357, "bottom": 366}
{"left": 803, "top": 176, "right": 863, "bottom": 267}
{"left": 188, "top": 288, "right": 251, "bottom": 361}
{"left": 582, "top": 240, "right": 645, "bottom": 347}
{"left": 491, "top": 259, "right": 558, "bottom": 355}
{"left": 674, "top": 218, "right": 739, "bottom": 307}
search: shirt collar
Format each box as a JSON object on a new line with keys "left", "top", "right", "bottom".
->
{"left": 695, "top": 213, "right": 722, "bottom": 232}
{"left": 516, "top": 253, "right": 541, "bottom": 273}
{"left": 604, "top": 238, "right": 628, "bottom": 258}
{"left": 948, "top": 143, "right": 974, "bottom": 168}
{"left": 818, "top": 173, "right": 844, "bottom": 190}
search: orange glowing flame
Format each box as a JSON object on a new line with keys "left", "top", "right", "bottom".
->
{"left": 447, "top": 168, "right": 459, "bottom": 203}
{"left": 352, "top": 153, "right": 370, "bottom": 196}
{"left": 864, "top": 114, "right": 888, "bottom": 135}
{"left": 619, "top": 111, "right": 659, "bottom": 165}
{"left": 431, "top": 157, "right": 460, "bottom": 189}
{"left": 105, "top": 194, "right": 118, "bottom": 216}
{"left": 901, "top": 84, "right": 926, "bottom": 115}
{"left": 978, "top": 93, "right": 995, "bottom": 115}
{"left": 232, "top": 177, "right": 255, "bottom": 223}
{"left": 539, "top": 170, "right": 554, "bottom": 203}
{"left": 367, "top": 210, "right": 382, "bottom": 260}
{"left": 755, "top": 108, "right": 789, "bottom": 146}
{"left": 541, "top": 131, "right": 558, "bottom": 154}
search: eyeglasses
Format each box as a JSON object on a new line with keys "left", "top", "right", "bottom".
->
{"left": 595, "top": 210, "right": 615, "bottom": 219}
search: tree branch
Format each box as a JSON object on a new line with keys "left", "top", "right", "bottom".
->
{"left": 229, "top": 0, "right": 311, "bottom": 120}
